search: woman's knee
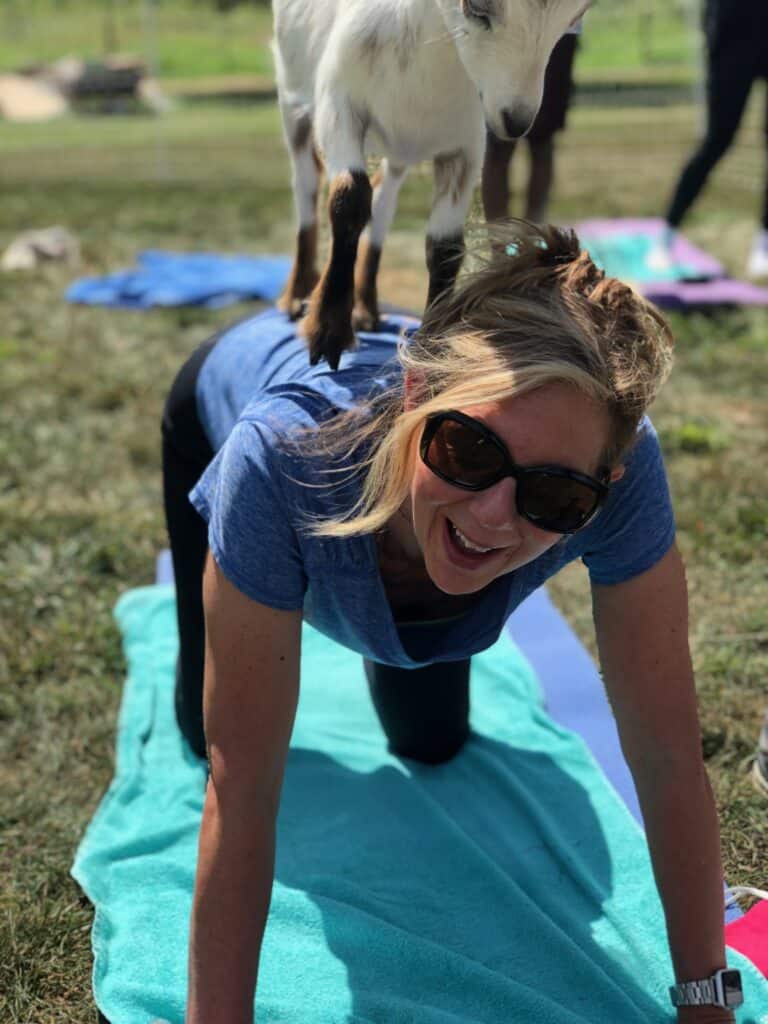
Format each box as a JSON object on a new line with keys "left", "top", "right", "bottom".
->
{"left": 364, "top": 657, "right": 471, "bottom": 765}
{"left": 388, "top": 722, "right": 470, "bottom": 765}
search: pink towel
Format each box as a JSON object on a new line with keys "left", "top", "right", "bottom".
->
{"left": 726, "top": 901, "right": 768, "bottom": 978}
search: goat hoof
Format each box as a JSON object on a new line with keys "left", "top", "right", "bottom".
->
{"left": 301, "top": 310, "right": 356, "bottom": 371}
{"left": 351, "top": 305, "right": 379, "bottom": 332}
{"left": 276, "top": 292, "right": 308, "bottom": 321}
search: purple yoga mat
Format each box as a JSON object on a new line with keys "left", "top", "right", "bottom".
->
{"left": 576, "top": 217, "right": 768, "bottom": 308}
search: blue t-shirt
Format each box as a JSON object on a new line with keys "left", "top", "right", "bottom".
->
{"left": 191, "top": 308, "right": 676, "bottom": 668}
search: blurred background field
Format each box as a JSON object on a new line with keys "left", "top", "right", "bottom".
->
{"left": 1, "top": 2, "right": 766, "bottom": 1022}
{"left": 0, "top": 0, "right": 700, "bottom": 82}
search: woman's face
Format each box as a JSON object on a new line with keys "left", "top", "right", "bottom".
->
{"left": 406, "top": 384, "right": 615, "bottom": 595}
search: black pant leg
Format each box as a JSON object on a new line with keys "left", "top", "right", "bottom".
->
{"left": 161, "top": 336, "right": 220, "bottom": 758}
{"left": 364, "top": 658, "right": 471, "bottom": 765}
{"left": 667, "top": 39, "right": 757, "bottom": 227}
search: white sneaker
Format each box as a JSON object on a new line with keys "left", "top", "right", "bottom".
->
{"left": 646, "top": 225, "right": 677, "bottom": 274}
{"left": 747, "top": 230, "right": 768, "bottom": 279}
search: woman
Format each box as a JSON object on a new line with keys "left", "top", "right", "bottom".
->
{"left": 161, "top": 224, "right": 740, "bottom": 1023}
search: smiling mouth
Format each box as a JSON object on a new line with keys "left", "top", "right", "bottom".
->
{"left": 446, "top": 518, "right": 501, "bottom": 563}
{"left": 451, "top": 521, "right": 493, "bottom": 553}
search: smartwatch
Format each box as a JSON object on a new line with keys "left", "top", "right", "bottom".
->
{"left": 669, "top": 968, "right": 744, "bottom": 1010}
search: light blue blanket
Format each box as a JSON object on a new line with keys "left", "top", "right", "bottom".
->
{"left": 72, "top": 586, "right": 767, "bottom": 1023}
{"left": 66, "top": 251, "right": 291, "bottom": 308}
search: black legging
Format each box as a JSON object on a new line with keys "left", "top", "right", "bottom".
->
{"left": 161, "top": 335, "right": 471, "bottom": 764}
{"left": 666, "top": 27, "right": 768, "bottom": 230}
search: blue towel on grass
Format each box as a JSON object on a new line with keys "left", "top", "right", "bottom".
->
{"left": 66, "top": 251, "right": 291, "bottom": 308}
{"left": 72, "top": 586, "right": 768, "bottom": 1024}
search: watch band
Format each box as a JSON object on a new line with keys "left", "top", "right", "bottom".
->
{"left": 670, "top": 979, "right": 716, "bottom": 1006}
{"left": 669, "top": 968, "right": 743, "bottom": 1010}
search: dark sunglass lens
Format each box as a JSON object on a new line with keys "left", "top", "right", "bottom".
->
{"left": 520, "top": 473, "right": 599, "bottom": 532}
{"left": 426, "top": 418, "right": 505, "bottom": 486}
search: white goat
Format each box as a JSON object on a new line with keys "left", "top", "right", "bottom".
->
{"left": 273, "top": 0, "right": 589, "bottom": 369}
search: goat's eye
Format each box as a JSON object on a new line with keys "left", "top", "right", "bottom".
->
{"left": 464, "top": 0, "right": 491, "bottom": 30}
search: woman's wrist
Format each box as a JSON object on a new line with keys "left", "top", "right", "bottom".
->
{"left": 676, "top": 1007, "right": 735, "bottom": 1024}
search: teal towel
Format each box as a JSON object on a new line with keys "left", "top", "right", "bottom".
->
{"left": 578, "top": 231, "right": 702, "bottom": 284}
{"left": 72, "top": 586, "right": 768, "bottom": 1024}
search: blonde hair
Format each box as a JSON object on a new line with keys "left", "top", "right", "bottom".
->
{"left": 303, "top": 221, "right": 674, "bottom": 539}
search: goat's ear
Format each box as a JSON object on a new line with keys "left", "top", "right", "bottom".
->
{"left": 609, "top": 464, "right": 625, "bottom": 484}
{"left": 403, "top": 370, "right": 426, "bottom": 412}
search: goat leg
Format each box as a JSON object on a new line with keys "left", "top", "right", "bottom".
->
{"left": 425, "top": 232, "right": 465, "bottom": 311}
{"left": 352, "top": 160, "right": 408, "bottom": 332}
{"left": 301, "top": 169, "right": 372, "bottom": 370}
{"left": 277, "top": 120, "right": 323, "bottom": 318}
{"left": 278, "top": 223, "right": 320, "bottom": 320}
{"left": 352, "top": 236, "right": 381, "bottom": 332}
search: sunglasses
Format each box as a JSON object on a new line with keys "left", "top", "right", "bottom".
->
{"left": 419, "top": 411, "right": 610, "bottom": 535}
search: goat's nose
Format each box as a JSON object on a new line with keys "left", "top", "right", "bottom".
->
{"left": 501, "top": 107, "right": 535, "bottom": 140}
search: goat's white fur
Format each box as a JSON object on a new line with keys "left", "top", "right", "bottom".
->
{"left": 272, "top": 0, "right": 588, "bottom": 363}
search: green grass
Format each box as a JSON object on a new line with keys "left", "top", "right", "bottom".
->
{"left": 1, "top": 91, "right": 767, "bottom": 1021}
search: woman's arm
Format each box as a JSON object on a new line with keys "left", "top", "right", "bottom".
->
{"left": 591, "top": 544, "right": 734, "bottom": 1024}
{"left": 187, "top": 552, "right": 302, "bottom": 1024}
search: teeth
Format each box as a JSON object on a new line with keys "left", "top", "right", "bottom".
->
{"left": 452, "top": 523, "right": 492, "bottom": 554}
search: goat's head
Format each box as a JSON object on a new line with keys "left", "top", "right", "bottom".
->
{"left": 435, "top": 0, "right": 589, "bottom": 140}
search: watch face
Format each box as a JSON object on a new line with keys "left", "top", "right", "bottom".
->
{"left": 721, "top": 970, "right": 744, "bottom": 1008}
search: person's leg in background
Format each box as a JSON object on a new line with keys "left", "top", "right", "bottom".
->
{"left": 524, "top": 32, "right": 578, "bottom": 225}
{"left": 481, "top": 32, "right": 578, "bottom": 226}
{"left": 524, "top": 137, "right": 555, "bottom": 225}
{"left": 746, "top": 71, "right": 768, "bottom": 277}
{"left": 665, "top": 48, "right": 755, "bottom": 228}
{"left": 364, "top": 658, "right": 471, "bottom": 765}
{"left": 161, "top": 336, "right": 220, "bottom": 759}
{"left": 654, "top": 32, "right": 757, "bottom": 269}
{"left": 481, "top": 132, "right": 517, "bottom": 224}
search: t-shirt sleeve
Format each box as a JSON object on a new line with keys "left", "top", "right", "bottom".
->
{"left": 581, "top": 419, "right": 676, "bottom": 586}
{"left": 189, "top": 419, "right": 308, "bottom": 609}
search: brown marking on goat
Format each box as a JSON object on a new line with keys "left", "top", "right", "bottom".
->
{"left": 433, "top": 150, "right": 471, "bottom": 207}
{"left": 301, "top": 169, "right": 373, "bottom": 369}
{"left": 425, "top": 231, "right": 465, "bottom": 310}
{"left": 277, "top": 223, "right": 319, "bottom": 319}
{"left": 278, "top": 135, "right": 325, "bottom": 318}
{"left": 291, "top": 112, "right": 313, "bottom": 152}
{"left": 353, "top": 237, "right": 382, "bottom": 331}
{"left": 312, "top": 142, "right": 323, "bottom": 176}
